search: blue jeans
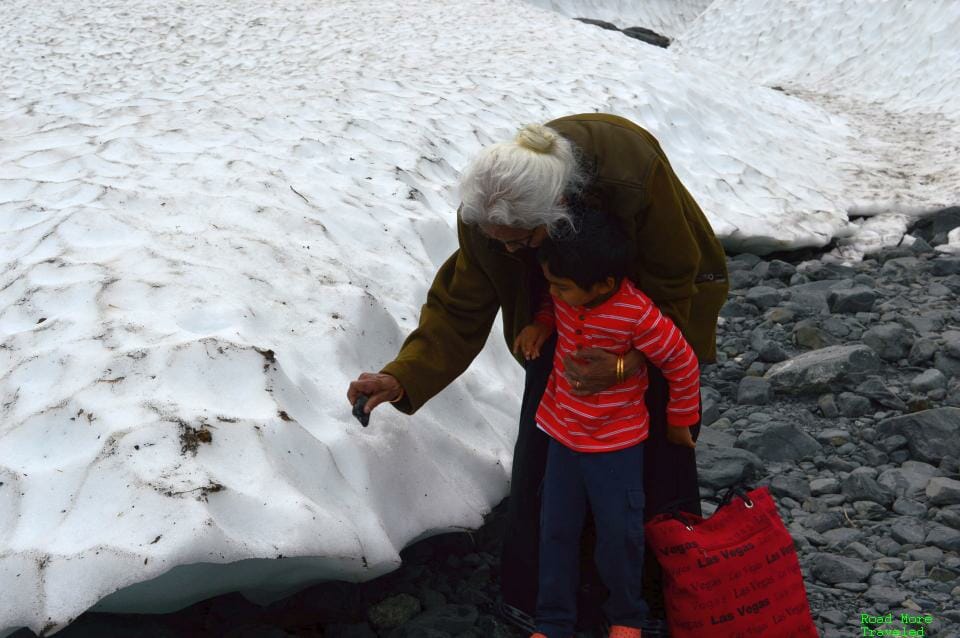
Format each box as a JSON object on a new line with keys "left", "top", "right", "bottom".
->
{"left": 535, "top": 438, "right": 649, "bottom": 638}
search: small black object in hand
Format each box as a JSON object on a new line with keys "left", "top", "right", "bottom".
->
{"left": 352, "top": 395, "right": 370, "bottom": 427}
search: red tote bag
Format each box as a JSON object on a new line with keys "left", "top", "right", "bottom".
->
{"left": 644, "top": 486, "right": 818, "bottom": 638}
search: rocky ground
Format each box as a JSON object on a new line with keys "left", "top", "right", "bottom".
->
{"left": 14, "top": 208, "right": 960, "bottom": 638}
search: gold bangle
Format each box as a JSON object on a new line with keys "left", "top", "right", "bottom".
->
{"left": 388, "top": 387, "right": 405, "bottom": 403}
{"left": 616, "top": 355, "right": 625, "bottom": 384}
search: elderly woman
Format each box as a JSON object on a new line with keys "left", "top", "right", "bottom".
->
{"left": 347, "top": 113, "right": 728, "bottom": 634}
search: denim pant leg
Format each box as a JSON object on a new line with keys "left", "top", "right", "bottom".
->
{"left": 501, "top": 333, "right": 557, "bottom": 615}
{"left": 582, "top": 443, "right": 649, "bottom": 629}
{"left": 536, "top": 439, "right": 588, "bottom": 638}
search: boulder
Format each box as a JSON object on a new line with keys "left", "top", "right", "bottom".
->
{"left": 862, "top": 323, "right": 913, "bottom": 361}
{"left": 926, "top": 477, "right": 960, "bottom": 506}
{"left": 696, "top": 446, "right": 762, "bottom": 490}
{"left": 764, "top": 345, "right": 880, "bottom": 394}
{"left": 734, "top": 422, "right": 820, "bottom": 461}
{"left": 808, "top": 553, "right": 872, "bottom": 584}
{"left": 621, "top": 26, "right": 671, "bottom": 48}
{"left": 737, "top": 376, "right": 773, "bottom": 405}
{"left": 876, "top": 408, "right": 960, "bottom": 463}
{"left": 855, "top": 377, "right": 908, "bottom": 411}
{"left": 841, "top": 468, "right": 894, "bottom": 507}
{"left": 878, "top": 461, "right": 940, "bottom": 500}
{"left": 827, "top": 286, "right": 877, "bottom": 313}
{"left": 910, "top": 206, "right": 960, "bottom": 246}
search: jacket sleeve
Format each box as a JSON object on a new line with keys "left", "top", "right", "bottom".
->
{"left": 631, "top": 157, "right": 701, "bottom": 333}
{"left": 379, "top": 217, "right": 500, "bottom": 415}
{"left": 631, "top": 296, "right": 701, "bottom": 427}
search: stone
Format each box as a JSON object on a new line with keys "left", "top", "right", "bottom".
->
{"left": 621, "top": 26, "right": 671, "bottom": 48}
{"left": 735, "top": 422, "right": 821, "bottom": 461}
{"left": 815, "top": 429, "right": 850, "bottom": 446}
{"left": 696, "top": 446, "right": 763, "bottom": 490}
{"left": 767, "top": 260, "right": 797, "bottom": 281}
{"left": 736, "top": 376, "right": 773, "bottom": 405}
{"left": 876, "top": 435, "right": 908, "bottom": 453}
{"left": 836, "top": 392, "right": 871, "bottom": 417}
{"left": 369, "top": 594, "right": 422, "bottom": 630}
{"left": 818, "top": 394, "right": 839, "bottom": 418}
{"left": 764, "top": 345, "right": 880, "bottom": 394}
{"left": 573, "top": 17, "right": 619, "bottom": 30}
{"left": 853, "top": 501, "right": 886, "bottom": 520}
{"left": 932, "top": 256, "right": 960, "bottom": 276}
{"left": 876, "top": 408, "right": 960, "bottom": 463}
{"left": 927, "top": 477, "right": 960, "bottom": 506}
{"left": 863, "top": 586, "right": 907, "bottom": 606}
{"left": 803, "top": 512, "right": 843, "bottom": 533}
{"left": 862, "top": 323, "right": 914, "bottom": 361}
{"left": 770, "top": 474, "right": 812, "bottom": 502}
{"left": 793, "top": 322, "right": 838, "bottom": 350}
{"left": 756, "top": 340, "right": 788, "bottom": 363}
{"left": 821, "top": 528, "right": 863, "bottom": 546}
{"left": 908, "top": 339, "right": 938, "bottom": 365}
{"left": 911, "top": 369, "right": 947, "bottom": 393}
{"left": 910, "top": 206, "right": 960, "bottom": 246}
{"left": 900, "top": 561, "right": 927, "bottom": 581}
{"left": 893, "top": 498, "right": 928, "bottom": 517}
{"left": 878, "top": 461, "right": 940, "bottom": 499}
{"left": 841, "top": 468, "right": 894, "bottom": 507}
{"left": 890, "top": 518, "right": 927, "bottom": 545}
{"left": 907, "top": 546, "right": 944, "bottom": 567}
{"left": 809, "top": 553, "right": 872, "bottom": 584}
{"left": 934, "top": 352, "right": 960, "bottom": 379}
{"left": 746, "top": 285, "right": 781, "bottom": 310}
{"left": 701, "top": 386, "right": 721, "bottom": 426}
{"left": 880, "top": 256, "right": 920, "bottom": 277}
{"left": 810, "top": 478, "right": 840, "bottom": 496}
{"left": 926, "top": 525, "right": 960, "bottom": 552}
{"left": 855, "top": 377, "right": 908, "bottom": 411}
{"left": 827, "top": 286, "right": 877, "bottom": 313}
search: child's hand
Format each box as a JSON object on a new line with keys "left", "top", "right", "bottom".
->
{"left": 513, "top": 323, "right": 553, "bottom": 360}
{"left": 666, "top": 426, "right": 696, "bottom": 449}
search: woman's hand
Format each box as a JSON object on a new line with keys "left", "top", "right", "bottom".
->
{"left": 666, "top": 425, "right": 696, "bottom": 449}
{"left": 513, "top": 322, "right": 553, "bottom": 360}
{"left": 562, "top": 348, "right": 646, "bottom": 396}
{"left": 347, "top": 372, "right": 404, "bottom": 414}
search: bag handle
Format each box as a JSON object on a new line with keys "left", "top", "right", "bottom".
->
{"left": 717, "top": 484, "right": 755, "bottom": 510}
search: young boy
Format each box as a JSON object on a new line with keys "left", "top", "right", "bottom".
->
{"left": 513, "top": 208, "right": 700, "bottom": 638}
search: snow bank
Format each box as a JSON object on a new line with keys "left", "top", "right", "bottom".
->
{"left": 521, "top": 0, "right": 713, "bottom": 36}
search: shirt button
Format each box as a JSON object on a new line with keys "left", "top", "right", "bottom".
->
{"left": 575, "top": 329, "right": 583, "bottom": 335}
{"left": 579, "top": 315, "right": 585, "bottom": 320}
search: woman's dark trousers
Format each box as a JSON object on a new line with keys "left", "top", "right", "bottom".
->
{"left": 536, "top": 439, "right": 649, "bottom": 638}
{"left": 499, "top": 333, "right": 702, "bottom": 622}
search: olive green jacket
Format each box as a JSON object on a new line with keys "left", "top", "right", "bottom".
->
{"left": 381, "top": 113, "right": 728, "bottom": 415}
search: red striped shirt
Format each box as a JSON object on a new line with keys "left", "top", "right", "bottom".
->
{"left": 533, "top": 278, "right": 700, "bottom": 453}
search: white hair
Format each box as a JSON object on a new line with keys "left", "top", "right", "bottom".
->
{"left": 458, "top": 123, "right": 587, "bottom": 234}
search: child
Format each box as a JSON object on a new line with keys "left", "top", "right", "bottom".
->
{"left": 513, "top": 207, "right": 700, "bottom": 638}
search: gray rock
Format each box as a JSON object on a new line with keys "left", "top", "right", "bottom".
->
{"left": 809, "top": 553, "right": 872, "bottom": 584}
{"left": 737, "top": 376, "right": 773, "bottom": 405}
{"left": 735, "top": 422, "right": 821, "bottom": 461}
{"left": 878, "top": 461, "right": 940, "bottom": 499}
{"left": 770, "top": 475, "right": 812, "bottom": 502}
{"left": 701, "top": 386, "right": 721, "bottom": 426}
{"left": 855, "top": 377, "right": 909, "bottom": 411}
{"left": 890, "top": 518, "right": 927, "bottom": 545}
{"left": 853, "top": 500, "right": 886, "bottom": 520}
{"left": 793, "top": 321, "right": 838, "bottom": 350}
{"left": 804, "top": 512, "right": 843, "bottom": 533}
{"left": 369, "top": 594, "right": 422, "bottom": 630}
{"left": 877, "top": 434, "right": 908, "bottom": 453}
{"left": 926, "top": 525, "right": 960, "bottom": 552}
{"left": 900, "top": 561, "right": 926, "bottom": 581}
{"left": 756, "top": 340, "right": 788, "bottom": 363}
{"left": 908, "top": 339, "right": 939, "bottom": 365}
{"left": 926, "top": 477, "right": 960, "bottom": 506}
{"left": 810, "top": 478, "right": 840, "bottom": 496}
{"left": 934, "top": 352, "right": 960, "bottom": 379}
{"left": 880, "top": 256, "right": 920, "bottom": 276}
{"left": 696, "top": 446, "right": 763, "bottom": 490}
{"left": 862, "top": 323, "right": 914, "bottom": 361}
{"left": 621, "top": 26, "right": 671, "bottom": 48}
{"left": 827, "top": 286, "right": 877, "bottom": 313}
{"left": 932, "top": 256, "right": 960, "bottom": 276}
{"left": 822, "top": 527, "right": 863, "bottom": 546}
{"left": 746, "top": 285, "right": 782, "bottom": 310}
{"left": 876, "top": 408, "right": 960, "bottom": 463}
{"left": 841, "top": 468, "right": 894, "bottom": 507}
{"left": 815, "top": 429, "right": 850, "bottom": 446}
{"left": 863, "top": 585, "right": 907, "bottom": 606}
{"left": 911, "top": 369, "right": 947, "bottom": 393}
{"left": 818, "top": 394, "right": 839, "bottom": 418}
{"left": 573, "top": 17, "right": 619, "bottom": 30}
{"left": 837, "top": 392, "right": 872, "bottom": 417}
{"left": 764, "top": 345, "right": 880, "bottom": 394}
{"left": 907, "top": 546, "right": 944, "bottom": 567}
{"left": 911, "top": 206, "right": 960, "bottom": 246}
{"left": 893, "top": 498, "right": 928, "bottom": 517}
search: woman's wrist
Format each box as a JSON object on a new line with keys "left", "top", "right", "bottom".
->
{"left": 625, "top": 349, "right": 644, "bottom": 376}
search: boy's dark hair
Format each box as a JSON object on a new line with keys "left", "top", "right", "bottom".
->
{"left": 537, "top": 203, "right": 631, "bottom": 291}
